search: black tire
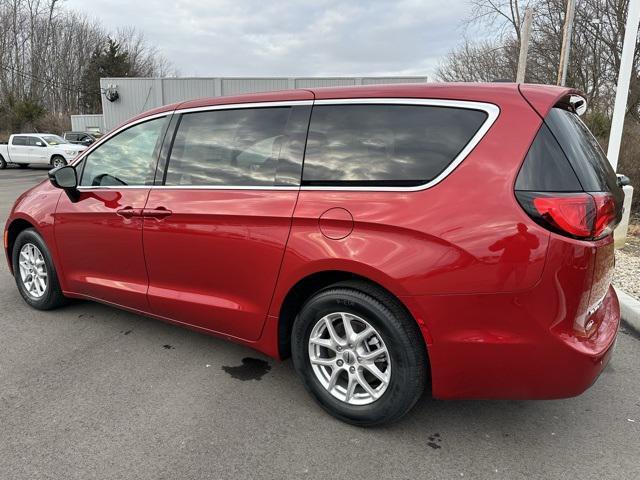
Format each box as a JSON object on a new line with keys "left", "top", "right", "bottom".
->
{"left": 12, "top": 228, "right": 67, "bottom": 310}
{"left": 0, "top": 155, "right": 6, "bottom": 169}
{"left": 51, "top": 155, "right": 67, "bottom": 168}
{"left": 291, "top": 280, "right": 427, "bottom": 427}
{"left": 18, "top": 163, "right": 29, "bottom": 168}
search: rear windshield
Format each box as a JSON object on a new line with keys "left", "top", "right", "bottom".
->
{"left": 545, "top": 108, "right": 618, "bottom": 193}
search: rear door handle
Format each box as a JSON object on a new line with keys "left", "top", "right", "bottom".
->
{"left": 116, "top": 207, "right": 143, "bottom": 219}
{"left": 143, "top": 207, "right": 173, "bottom": 219}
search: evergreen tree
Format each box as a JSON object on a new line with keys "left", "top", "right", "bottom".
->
{"left": 81, "top": 38, "right": 131, "bottom": 112}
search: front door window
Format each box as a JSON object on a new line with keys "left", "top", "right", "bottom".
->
{"left": 80, "top": 117, "right": 167, "bottom": 187}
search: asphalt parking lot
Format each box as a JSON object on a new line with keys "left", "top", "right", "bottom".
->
{"left": 0, "top": 166, "right": 639, "bottom": 480}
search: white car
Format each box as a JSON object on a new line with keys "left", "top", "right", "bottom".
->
{"left": 0, "top": 133, "right": 87, "bottom": 169}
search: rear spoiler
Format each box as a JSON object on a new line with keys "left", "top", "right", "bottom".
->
{"left": 555, "top": 94, "right": 587, "bottom": 116}
{"left": 518, "top": 84, "right": 586, "bottom": 119}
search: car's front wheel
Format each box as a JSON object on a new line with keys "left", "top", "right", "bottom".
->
{"left": 292, "top": 281, "right": 427, "bottom": 426}
{"left": 51, "top": 155, "right": 67, "bottom": 168}
{"left": 12, "top": 228, "right": 67, "bottom": 310}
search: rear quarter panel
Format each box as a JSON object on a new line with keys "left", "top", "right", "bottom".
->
{"left": 270, "top": 88, "right": 549, "bottom": 318}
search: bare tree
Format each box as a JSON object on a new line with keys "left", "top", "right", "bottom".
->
{"left": 439, "top": 0, "right": 640, "bottom": 212}
{"left": 467, "top": 0, "right": 535, "bottom": 44}
{"left": 440, "top": 0, "right": 640, "bottom": 116}
{"left": 0, "top": 0, "right": 174, "bottom": 133}
{"left": 115, "top": 26, "right": 177, "bottom": 77}
{"left": 437, "top": 39, "right": 518, "bottom": 82}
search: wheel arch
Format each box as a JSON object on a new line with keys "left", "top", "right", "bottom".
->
{"left": 276, "top": 270, "right": 431, "bottom": 369}
{"left": 5, "top": 217, "right": 37, "bottom": 275}
{"left": 50, "top": 153, "right": 65, "bottom": 164}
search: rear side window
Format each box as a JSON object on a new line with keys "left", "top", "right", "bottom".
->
{"left": 12, "top": 136, "right": 28, "bottom": 146}
{"left": 515, "top": 124, "right": 582, "bottom": 191}
{"left": 545, "top": 108, "right": 618, "bottom": 193}
{"left": 302, "top": 104, "right": 488, "bottom": 186}
{"left": 165, "top": 106, "right": 308, "bottom": 187}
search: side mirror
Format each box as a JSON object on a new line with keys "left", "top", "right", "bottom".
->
{"left": 82, "top": 138, "right": 93, "bottom": 145}
{"left": 35, "top": 141, "right": 45, "bottom": 147}
{"left": 49, "top": 165, "right": 80, "bottom": 202}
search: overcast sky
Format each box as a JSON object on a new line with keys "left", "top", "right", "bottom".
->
{"left": 64, "top": 0, "right": 473, "bottom": 78}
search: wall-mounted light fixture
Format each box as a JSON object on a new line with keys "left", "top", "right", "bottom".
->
{"left": 102, "top": 84, "right": 119, "bottom": 102}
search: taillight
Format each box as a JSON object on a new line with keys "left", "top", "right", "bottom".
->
{"left": 592, "top": 193, "right": 617, "bottom": 238}
{"left": 515, "top": 191, "right": 619, "bottom": 240}
{"left": 532, "top": 194, "right": 594, "bottom": 237}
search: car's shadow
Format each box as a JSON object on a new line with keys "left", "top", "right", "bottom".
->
{"left": 5, "top": 165, "right": 51, "bottom": 169}
{"left": 52, "top": 297, "right": 608, "bottom": 439}
{"left": 1, "top": 164, "right": 52, "bottom": 172}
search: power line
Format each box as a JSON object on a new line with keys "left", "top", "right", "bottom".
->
{"left": 0, "top": 63, "right": 87, "bottom": 93}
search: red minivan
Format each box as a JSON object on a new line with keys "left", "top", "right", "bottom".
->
{"left": 4, "top": 83, "right": 624, "bottom": 426}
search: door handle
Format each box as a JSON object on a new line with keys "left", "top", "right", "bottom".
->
{"left": 116, "top": 207, "right": 143, "bottom": 219}
{"left": 143, "top": 207, "right": 173, "bottom": 219}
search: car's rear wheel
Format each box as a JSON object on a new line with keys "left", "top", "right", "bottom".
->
{"left": 51, "top": 155, "right": 67, "bottom": 168}
{"left": 291, "top": 281, "right": 427, "bottom": 426}
{"left": 12, "top": 228, "right": 67, "bottom": 310}
{"left": 0, "top": 155, "right": 6, "bottom": 169}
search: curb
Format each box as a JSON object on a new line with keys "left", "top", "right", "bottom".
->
{"left": 615, "top": 287, "right": 640, "bottom": 336}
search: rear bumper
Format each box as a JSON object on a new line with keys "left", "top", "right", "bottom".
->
{"left": 402, "top": 285, "right": 619, "bottom": 400}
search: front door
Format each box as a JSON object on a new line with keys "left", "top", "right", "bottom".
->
{"left": 28, "top": 137, "right": 48, "bottom": 163}
{"left": 143, "top": 101, "right": 311, "bottom": 340}
{"left": 54, "top": 115, "right": 170, "bottom": 311}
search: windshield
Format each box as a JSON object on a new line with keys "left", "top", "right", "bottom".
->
{"left": 42, "top": 135, "right": 68, "bottom": 145}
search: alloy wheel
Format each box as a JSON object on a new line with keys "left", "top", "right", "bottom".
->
{"left": 18, "top": 243, "right": 48, "bottom": 298}
{"left": 308, "top": 312, "right": 391, "bottom": 405}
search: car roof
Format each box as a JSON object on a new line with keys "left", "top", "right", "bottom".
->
{"left": 176, "top": 82, "right": 576, "bottom": 107}
{"left": 130, "top": 82, "right": 580, "bottom": 124}
{"left": 12, "top": 133, "right": 52, "bottom": 137}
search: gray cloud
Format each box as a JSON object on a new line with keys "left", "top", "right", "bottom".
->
{"left": 65, "top": 0, "right": 470, "bottom": 77}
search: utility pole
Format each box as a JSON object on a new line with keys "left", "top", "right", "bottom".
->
{"left": 557, "top": 0, "right": 576, "bottom": 86}
{"left": 607, "top": 0, "right": 640, "bottom": 170}
{"left": 516, "top": 7, "right": 534, "bottom": 83}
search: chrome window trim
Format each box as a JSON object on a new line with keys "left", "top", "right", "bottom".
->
{"left": 72, "top": 98, "right": 500, "bottom": 192}
{"left": 73, "top": 101, "right": 314, "bottom": 166}
{"left": 76, "top": 185, "right": 300, "bottom": 191}
{"left": 177, "top": 100, "right": 313, "bottom": 116}
{"left": 301, "top": 98, "right": 500, "bottom": 192}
